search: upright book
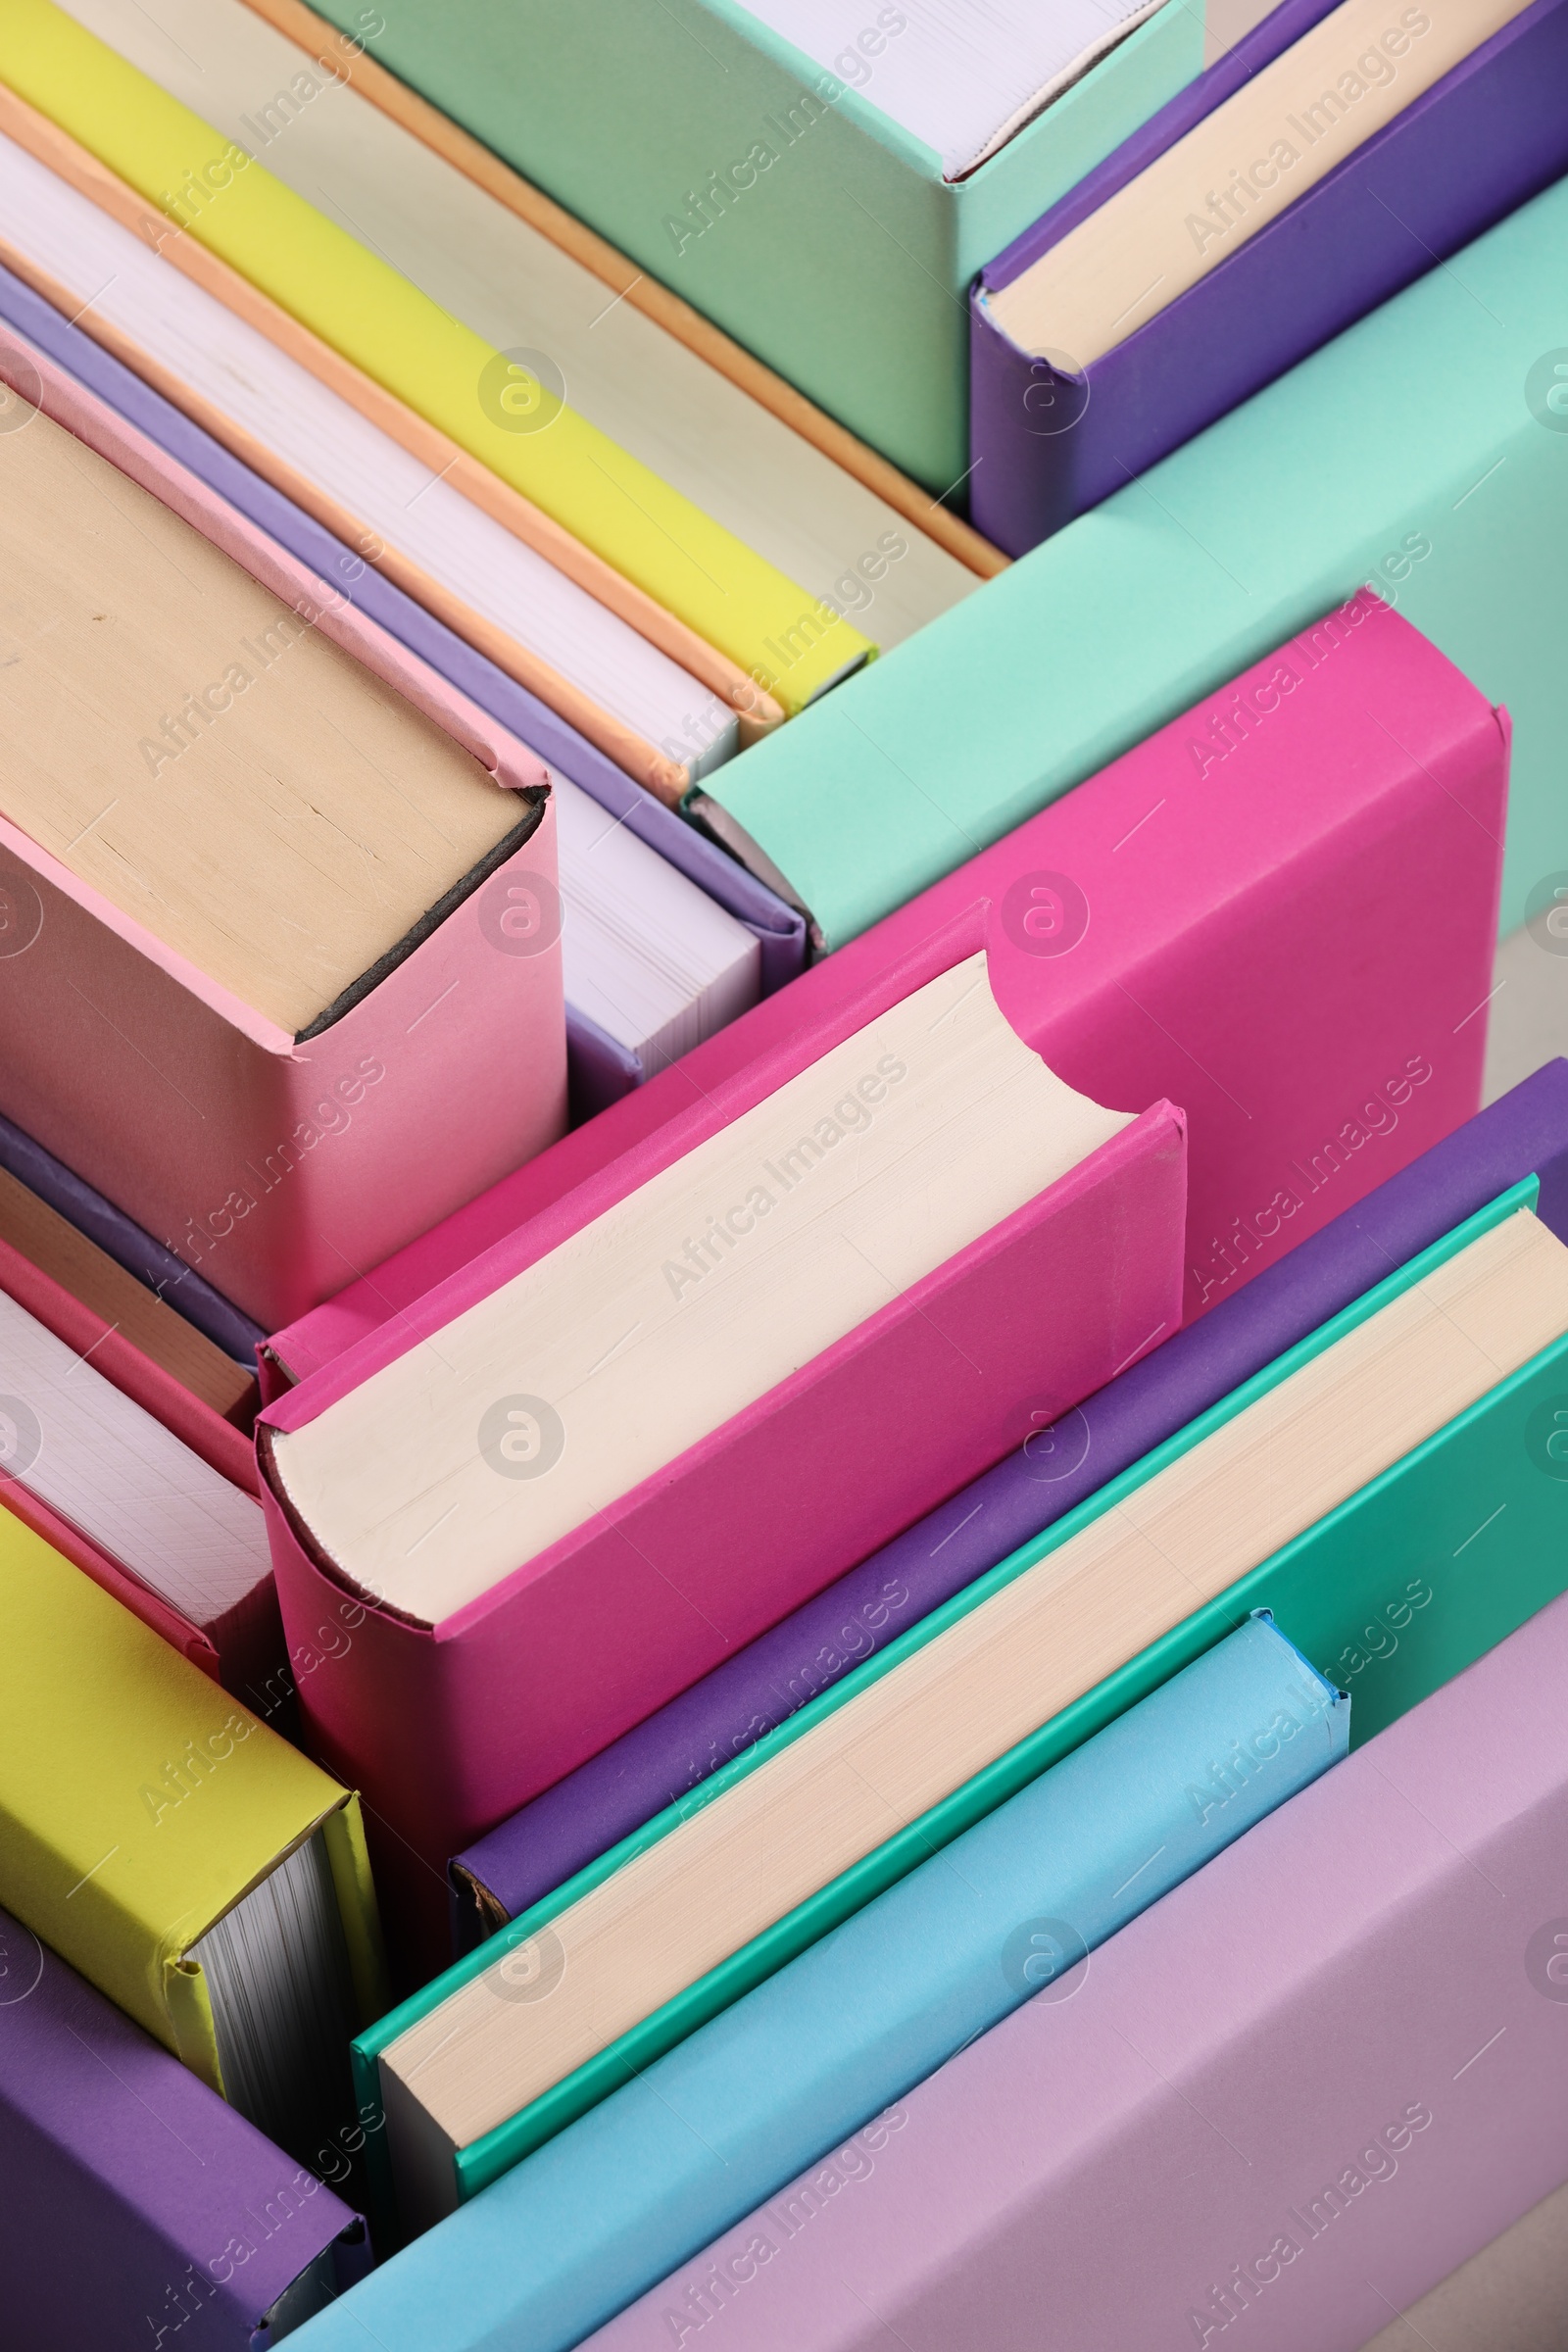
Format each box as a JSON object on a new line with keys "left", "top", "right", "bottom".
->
{"left": 575, "top": 1582, "right": 1568, "bottom": 2351}
{"left": 0, "top": 334, "right": 565, "bottom": 1330}
{"left": 971, "top": 0, "right": 1568, "bottom": 550}
{"left": 0, "top": 1511, "right": 387, "bottom": 2167}
{"left": 0, "top": 1905, "right": 370, "bottom": 2349}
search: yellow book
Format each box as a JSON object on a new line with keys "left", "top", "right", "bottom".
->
{"left": 0, "top": 1508, "right": 387, "bottom": 2164}
{"left": 0, "top": 0, "right": 875, "bottom": 715}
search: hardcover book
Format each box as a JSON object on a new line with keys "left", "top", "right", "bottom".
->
{"left": 0, "top": 1513, "right": 388, "bottom": 2167}
{"left": 971, "top": 0, "right": 1568, "bottom": 550}
{"left": 0, "top": 333, "right": 565, "bottom": 1331}
{"left": 0, "top": 1904, "right": 370, "bottom": 2350}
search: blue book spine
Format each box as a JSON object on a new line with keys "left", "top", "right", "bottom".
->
{"left": 301, "top": 1615, "right": 1346, "bottom": 2352}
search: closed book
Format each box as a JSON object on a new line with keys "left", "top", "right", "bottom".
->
{"left": 350, "top": 1183, "right": 1568, "bottom": 2204}
{"left": 452, "top": 1057, "right": 1568, "bottom": 1944}
{"left": 1, "top": 0, "right": 876, "bottom": 714}
{"left": 258, "top": 919, "right": 1185, "bottom": 1970}
{"left": 282, "top": 0, "right": 1254, "bottom": 494}
{"left": 704, "top": 173, "right": 1568, "bottom": 946}
{"left": 0, "top": 332, "right": 565, "bottom": 1332}
{"left": 265, "top": 603, "right": 1507, "bottom": 1401}
{"left": 971, "top": 0, "right": 1568, "bottom": 551}
{"left": 0, "top": 1101, "right": 264, "bottom": 1366}
{"left": 0, "top": 260, "right": 805, "bottom": 1105}
{"left": 303, "top": 1620, "right": 1345, "bottom": 2335}
{"left": 0, "top": 1904, "right": 369, "bottom": 2349}
{"left": 577, "top": 1580, "right": 1568, "bottom": 2352}
{"left": 0, "top": 1511, "right": 388, "bottom": 2168}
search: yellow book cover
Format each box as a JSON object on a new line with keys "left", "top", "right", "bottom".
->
{"left": 0, "top": 1508, "right": 386, "bottom": 2142}
{"left": 1, "top": 0, "right": 874, "bottom": 714}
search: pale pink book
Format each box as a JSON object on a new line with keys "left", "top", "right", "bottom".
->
{"left": 268, "top": 594, "right": 1508, "bottom": 1391}
{"left": 589, "top": 1586, "right": 1568, "bottom": 2352}
{"left": 0, "top": 332, "right": 566, "bottom": 1334}
{"left": 257, "top": 904, "right": 1188, "bottom": 1965}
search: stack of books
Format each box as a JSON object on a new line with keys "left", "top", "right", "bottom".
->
{"left": 1, "top": 0, "right": 1563, "bottom": 2344}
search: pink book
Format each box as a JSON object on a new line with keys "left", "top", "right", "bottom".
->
{"left": 588, "top": 1587, "right": 1568, "bottom": 2352}
{"left": 0, "top": 331, "right": 565, "bottom": 1334}
{"left": 257, "top": 906, "right": 1188, "bottom": 1963}
{"left": 268, "top": 594, "right": 1508, "bottom": 1391}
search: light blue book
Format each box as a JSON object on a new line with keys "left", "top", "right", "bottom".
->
{"left": 710, "top": 172, "right": 1568, "bottom": 949}
{"left": 295, "top": 1615, "right": 1345, "bottom": 2352}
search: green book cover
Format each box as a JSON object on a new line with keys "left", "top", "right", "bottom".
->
{"left": 353, "top": 1180, "right": 1568, "bottom": 2225}
{"left": 708, "top": 174, "right": 1568, "bottom": 945}
{"left": 306, "top": 0, "right": 1206, "bottom": 490}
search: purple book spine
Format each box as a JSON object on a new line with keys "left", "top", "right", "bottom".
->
{"left": 0, "top": 262, "right": 805, "bottom": 1001}
{"left": 968, "top": 0, "right": 1568, "bottom": 555}
{"left": 0, "top": 1907, "right": 370, "bottom": 2349}
{"left": 451, "top": 1060, "right": 1568, "bottom": 1946}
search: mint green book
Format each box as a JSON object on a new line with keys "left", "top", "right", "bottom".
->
{"left": 351, "top": 1183, "right": 1568, "bottom": 2227}
{"left": 307, "top": 0, "right": 1218, "bottom": 492}
{"left": 705, "top": 174, "right": 1568, "bottom": 946}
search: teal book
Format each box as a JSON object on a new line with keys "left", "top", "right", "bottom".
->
{"left": 304, "top": 0, "right": 1226, "bottom": 492}
{"left": 289, "top": 1616, "right": 1347, "bottom": 2345}
{"left": 704, "top": 173, "right": 1568, "bottom": 946}
{"left": 346, "top": 1186, "right": 1568, "bottom": 2235}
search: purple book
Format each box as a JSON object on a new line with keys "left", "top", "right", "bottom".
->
{"left": 450, "top": 1058, "right": 1568, "bottom": 1948}
{"left": 968, "top": 0, "right": 1568, "bottom": 556}
{"left": 0, "top": 262, "right": 807, "bottom": 1111}
{"left": 0, "top": 1905, "right": 370, "bottom": 2348}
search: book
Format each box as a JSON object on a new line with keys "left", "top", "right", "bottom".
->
{"left": 973, "top": 0, "right": 1568, "bottom": 549}
{"left": 259, "top": 922, "right": 1186, "bottom": 1969}
{"left": 62, "top": 0, "right": 990, "bottom": 662}
{"left": 451, "top": 1056, "right": 1568, "bottom": 1945}
{"left": 263, "top": 602, "right": 1508, "bottom": 1396}
{"left": 341, "top": 1188, "right": 1568, "bottom": 2198}
{"left": 0, "top": 1901, "right": 371, "bottom": 2348}
{"left": 282, "top": 0, "right": 1252, "bottom": 494}
{"left": 570, "top": 1578, "right": 1568, "bottom": 2352}
{"left": 384, "top": 1619, "right": 1346, "bottom": 2254}
{"left": 0, "top": 333, "right": 566, "bottom": 1332}
{"left": 0, "top": 264, "right": 804, "bottom": 1110}
{"left": 0, "top": 1242, "right": 279, "bottom": 1693}
{"left": 0, "top": 1101, "right": 265, "bottom": 1367}
{"left": 0, "top": 1511, "right": 388, "bottom": 2169}
{"left": 2, "top": 0, "right": 881, "bottom": 716}
{"left": 704, "top": 173, "right": 1568, "bottom": 946}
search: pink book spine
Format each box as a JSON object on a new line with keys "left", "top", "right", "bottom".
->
{"left": 589, "top": 1592, "right": 1568, "bottom": 2352}
{"left": 0, "top": 328, "right": 567, "bottom": 1332}
{"left": 270, "top": 597, "right": 1507, "bottom": 1386}
{"left": 261, "top": 1090, "right": 1186, "bottom": 1965}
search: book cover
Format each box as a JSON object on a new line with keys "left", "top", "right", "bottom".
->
{"left": 289, "top": 0, "right": 1221, "bottom": 492}
{"left": 257, "top": 912, "right": 1187, "bottom": 1969}
{"left": 0, "top": 330, "right": 566, "bottom": 1332}
{"left": 971, "top": 0, "right": 1568, "bottom": 551}
{"left": 0, "top": 1510, "right": 387, "bottom": 2117}
{"left": 0, "top": 1903, "right": 370, "bottom": 2350}
{"left": 2, "top": 0, "right": 877, "bottom": 713}
{"left": 707, "top": 175, "right": 1568, "bottom": 947}
{"left": 577, "top": 1581, "right": 1568, "bottom": 2352}
{"left": 453, "top": 1057, "right": 1568, "bottom": 1941}
{"left": 301, "top": 1620, "right": 1345, "bottom": 2332}
{"left": 266, "top": 603, "right": 1507, "bottom": 1398}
